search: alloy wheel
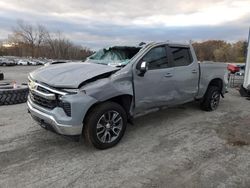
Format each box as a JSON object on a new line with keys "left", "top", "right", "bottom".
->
{"left": 210, "top": 92, "right": 220, "bottom": 110}
{"left": 96, "top": 110, "right": 123, "bottom": 144}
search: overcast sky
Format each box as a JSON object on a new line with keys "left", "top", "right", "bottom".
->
{"left": 0, "top": 0, "right": 250, "bottom": 49}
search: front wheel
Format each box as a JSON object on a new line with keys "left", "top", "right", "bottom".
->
{"left": 83, "top": 102, "right": 127, "bottom": 149}
{"left": 200, "top": 86, "right": 221, "bottom": 111}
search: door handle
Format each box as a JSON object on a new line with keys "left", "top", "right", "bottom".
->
{"left": 164, "top": 73, "right": 173, "bottom": 77}
{"left": 192, "top": 70, "right": 198, "bottom": 74}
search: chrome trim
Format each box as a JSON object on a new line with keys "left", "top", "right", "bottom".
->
{"left": 31, "top": 89, "right": 56, "bottom": 100}
{"left": 28, "top": 96, "right": 51, "bottom": 113}
{"left": 28, "top": 76, "right": 67, "bottom": 96}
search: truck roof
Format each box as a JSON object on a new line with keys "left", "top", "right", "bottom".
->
{"left": 146, "top": 42, "right": 191, "bottom": 48}
{"left": 106, "top": 42, "right": 191, "bottom": 50}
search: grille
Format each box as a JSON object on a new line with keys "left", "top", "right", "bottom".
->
{"left": 30, "top": 92, "right": 57, "bottom": 109}
{"left": 29, "top": 87, "right": 71, "bottom": 117}
{"left": 37, "top": 86, "right": 52, "bottom": 94}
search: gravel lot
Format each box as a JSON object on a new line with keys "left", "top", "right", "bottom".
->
{"left": 0, "top": 66, "right": 250, "bottom": 188}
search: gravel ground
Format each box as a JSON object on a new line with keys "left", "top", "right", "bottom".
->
{"left": 0, "top": 66, "right": 250, "bottom": 188}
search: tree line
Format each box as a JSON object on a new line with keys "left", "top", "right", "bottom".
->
{"left": 0, "top": 20, "right": 93, "bottom": 60}
{"left": 193, "top": 40, "right": 248, "bottom": 63}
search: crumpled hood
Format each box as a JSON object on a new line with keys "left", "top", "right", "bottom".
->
{"left": 30, "top": 62, "right": 119, "bottom": 88}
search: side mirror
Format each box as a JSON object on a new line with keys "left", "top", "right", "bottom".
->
{"left": 138, "top": 61, "right": 149, "bottom": 76}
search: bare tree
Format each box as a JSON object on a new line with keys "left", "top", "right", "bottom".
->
{"left": 13, "top": 20, "right": 47, "bottom": 57}
{"left": 13, "top": 20, "right": 36, "bottom": 56}
{"left": 6, "top": 20, "right": 93, "bottom": 59}
{"left": 36, "top": 25, "right": 47, "bottom": 56}
{"left": 45, "top": 31, "right": 75, "bottom": 59}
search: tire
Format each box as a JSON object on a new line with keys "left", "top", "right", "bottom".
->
{"left": 83, "top": 102, "right": 127, "bottom": 149}
{"left": 239, "top": 85, "right": 250, "bottom": 97}
{"left": 0, "top": 85, "right": 29, "bottom": 105}
{"left": 200, "top": 86, "right": 221, "bottom": 111}
{"left": 0, "top": 72, "right": 3, "bottom": 80}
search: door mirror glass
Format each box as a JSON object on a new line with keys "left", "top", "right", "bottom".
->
{"left": 138, "top": 61, "right": 148, "bottom": 76}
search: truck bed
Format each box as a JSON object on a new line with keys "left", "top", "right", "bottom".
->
{"left": 197, "top": 62, "right": 228, "bottom": 99}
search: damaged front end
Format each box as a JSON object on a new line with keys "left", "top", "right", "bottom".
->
{"left": 27, "top": 45, "right": 141, "bottom": 137}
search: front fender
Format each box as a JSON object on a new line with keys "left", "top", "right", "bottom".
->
{"left": 83, "top": 73, "right": 134, "bottom": 102}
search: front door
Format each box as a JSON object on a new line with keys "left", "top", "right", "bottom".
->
{"left": 133, "top": 45, "right": 175, "bottom": 113}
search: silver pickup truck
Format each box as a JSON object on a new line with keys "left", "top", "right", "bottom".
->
{"left": 27, "top": 42, "right": 228, "bottom": 149}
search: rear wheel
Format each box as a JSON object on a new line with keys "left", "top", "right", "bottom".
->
{"left": 84, "top": 102, "right": 127, "bottom": 149}
{"left": 200, "top": 86, "right": 221, "bottom": 111}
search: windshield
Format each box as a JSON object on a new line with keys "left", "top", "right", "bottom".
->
{"left": 87, "top": 46, "right": 141, "bottom": 67}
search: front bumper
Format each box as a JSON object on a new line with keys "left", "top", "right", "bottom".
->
{"left": 27, "top": 99, "right": 83, "bottom": 135}
{"left": 27, "top": 77, "right": 98, "bottom": 136}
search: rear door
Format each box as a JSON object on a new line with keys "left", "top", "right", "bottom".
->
{"left": 168, "top": 45, "right": 199, "bottom": 104}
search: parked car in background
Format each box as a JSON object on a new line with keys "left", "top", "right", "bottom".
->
{"left": 28, "top": 60, "right": 39, "bottom": 66}
{"left": 34, "top": 60, "right": 46, "bottom": 65}
{"left": 227, "top": 63, "right": 240, "bottom": 74}
{"left": 1, "top": 57, "right": 52, "bottom": 66}
{"left": 28, "top": 42, "right": 228, "bottom": 149}
{"left": 17, "top": 59, "right": 46, "bottom": 66}
{"left": 18, "top": 59, "right": 29, "bottom": 65}
{"left": 0, "top": 58, "right": 16, "bottom": 66}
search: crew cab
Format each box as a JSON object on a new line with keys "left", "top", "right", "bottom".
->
{"left": 27, "top": 42, "right": 228, "bottom": 149}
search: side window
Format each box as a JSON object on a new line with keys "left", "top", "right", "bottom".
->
{"left": 170, "top": 47, "right": 193, "bottom": 67}
{"left": 142, "top": 46, "right": 168, "bottom": 70}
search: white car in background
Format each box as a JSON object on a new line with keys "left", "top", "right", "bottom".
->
{"left": 18, "top": 59, "right": 29, "bottom": 65}
{"left": 28, "top": 60, "right": 38, "bottom": 65}
{"left": 0, "top": 58, "right": 16, "bottom": 66}
{"left": 18, "top": 59, "right": 46, "bottom": 66}
{"left": 34, "top": 60, "right": 46, "bottom": 65}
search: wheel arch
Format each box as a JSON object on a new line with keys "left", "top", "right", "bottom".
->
{"left": 208, "top": 78, "right": 223, "bottom": 92}
{"left": 205, "top": 78, "right": 224, "bottom": 98}
{"left": 83, "top": 94, "right": 133, "bottom": 124}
